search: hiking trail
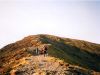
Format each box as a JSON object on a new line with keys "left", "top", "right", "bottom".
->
{"left": 10, "top": 55, "right": 70, "bottom": 75}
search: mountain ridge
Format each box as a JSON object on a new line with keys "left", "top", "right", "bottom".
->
{"left": 0, "top": 34, "right": 100, "bottom": 75}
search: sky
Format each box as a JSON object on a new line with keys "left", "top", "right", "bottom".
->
{"left": 0, "top": 0, "right": 100, "bottom": 48}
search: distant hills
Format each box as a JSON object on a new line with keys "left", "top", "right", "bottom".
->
{"left": 0, "top": 34, "right": 100, "bottom": 74}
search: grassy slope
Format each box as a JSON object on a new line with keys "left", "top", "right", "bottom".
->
{"left": 37, "top": 35, "right": 100, "bottom": 72}
{"left": 0, "top": 34, "right": 100, "bottom": 73}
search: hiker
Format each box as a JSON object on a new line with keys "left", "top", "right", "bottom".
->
{"left": 36, "top": 47, "right": 39, "bottom": 55}
{"left": 43, "top": 46, "right": 48, "bottom": 57}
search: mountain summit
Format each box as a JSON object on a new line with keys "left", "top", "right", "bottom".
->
{"left": 0, "top": 34, "right": 100, "bottom": 75}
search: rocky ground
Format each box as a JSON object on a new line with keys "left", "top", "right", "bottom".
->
{"left": 9, "top": 54, "right": 94, "bottom": 75}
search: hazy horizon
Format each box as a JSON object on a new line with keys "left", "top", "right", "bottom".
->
{"left": 0, "top": 0, "right": 100, "bottom": 48}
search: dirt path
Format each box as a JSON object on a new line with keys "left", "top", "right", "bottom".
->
{"left": 13, "top": 55, "right": 67, "bottom": 75}
{"left": 30, "top": 55, "right": 66, "bottom": 75}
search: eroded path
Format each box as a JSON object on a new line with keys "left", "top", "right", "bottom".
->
{"left": 11, "top": 55, "right": 69, "bottom": 75}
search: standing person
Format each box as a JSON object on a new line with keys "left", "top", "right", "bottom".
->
{"left": 43, "top": 46, "right": 48, "bottom": 57}
{"left": 36, "top": 47, "right": 39, "bottom": 55}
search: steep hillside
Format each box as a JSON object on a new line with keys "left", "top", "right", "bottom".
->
{"left": 0, "top": 34, "right": 100, "bottom": 75}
